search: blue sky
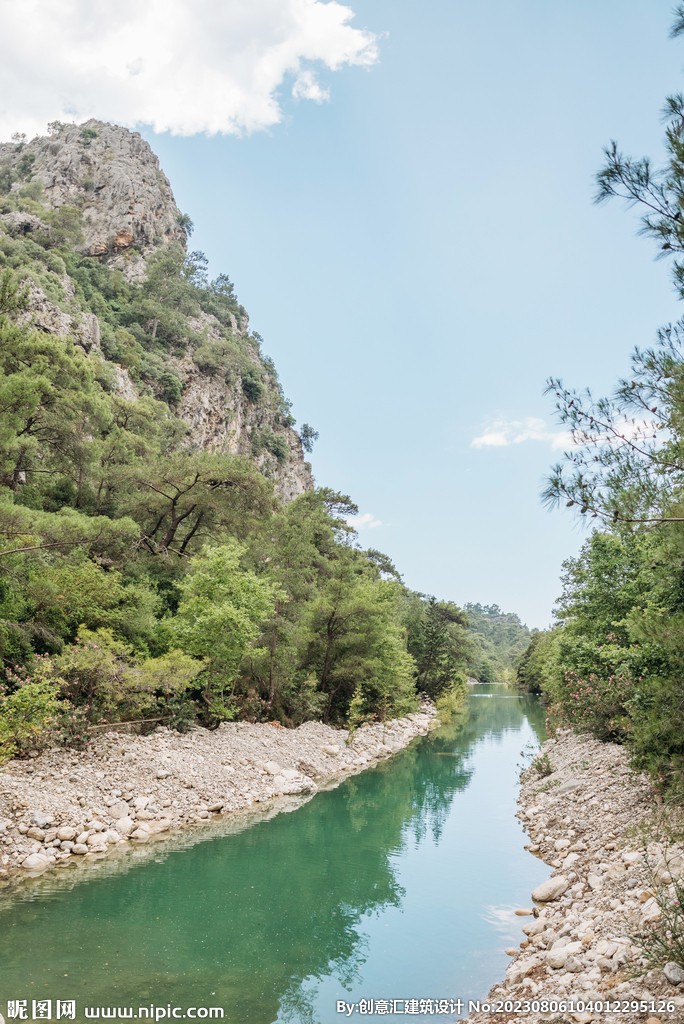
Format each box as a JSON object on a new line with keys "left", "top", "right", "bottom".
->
{"left": 5, "top": 0, "right": 684, "bottom": 627}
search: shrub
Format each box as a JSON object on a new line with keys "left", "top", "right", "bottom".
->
{"left": 0, "top": 678, "right": 67, "bottom": 762}
{"left": 241, "top": 369, "right": 265, "bottom": 403}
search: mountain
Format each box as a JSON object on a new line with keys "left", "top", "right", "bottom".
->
{"left": 0, "top": 119, "right": 313, "bottom": 501}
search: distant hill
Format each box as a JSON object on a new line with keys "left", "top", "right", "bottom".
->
{"left": 464, "top": 603, "right": 532, "bottom": 683}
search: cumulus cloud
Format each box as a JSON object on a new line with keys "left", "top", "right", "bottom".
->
{"left": 470, "top": 417, "right": 573, "bottom": 451}
{"left": 0, "top": 0, "right": 379, "bottom": 140}
{"left": 346, "top": 512, "right": 382, "bottom": 530}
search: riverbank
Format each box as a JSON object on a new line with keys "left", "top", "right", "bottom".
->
{"left": 0, "top": 703, "right": 438, "bottom": 880}
{"left": 467, "top": 730, "right": 684, "bottom": 1024}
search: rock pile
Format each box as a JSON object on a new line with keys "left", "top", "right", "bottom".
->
{"left": 465, "top": 730, "right": 684, "bottom": 1024}
{"left": 0, "top": 706, "right": 437, "bottom": 881}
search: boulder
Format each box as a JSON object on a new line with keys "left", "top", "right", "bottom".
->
{"left": 558, "top": 779, "right": 583, "bottom": 794}
{"left": 546, "top": 947, "right": 571, "bottom": 969}
{"left": 26, "top": 826, "right": 46, "bottom": 841}
{"left": 86, "top": 833, "right": 106, "bottom": 846}
{"left": 116, "top": 817, "right": 135, "bottom": 836}
{"left": 564, "top": 955, "right": 584, "bottom": 973}
{"left": 522, "top": 919, "right": 546, "bottom": 937}
{"left": 321, "top": 745, "right": 340, "bottom": 757}
{"left": 85, "top": 820, "right": 106, "bottom": 831}
{"left": 654, "top": 855, "right": 684, "bottom": 885}
{"left": 532, "top": 876, "right": 569, "bottom": 902}
{"left": 31, "top": 810, "right": 50, "bottom": 828}
{"left": 136, "top": 810, "right": 154, "bottom": 820}
{"left": 22, "top": 853, "right": 50, "bottom": 870}
{"left": 664, "top": 962, "right": 684, "bottom": 986}
{"left": 207, "top": 802, "right": 223, "bottom": 812}
{"left": 514, "top": 908, "right": 534, "bottom": 916}
{"left": 107, "top": 801, "right": 129, "bottom": 820}
{"left": 71, "top": 843, "right": 89, "bottom": 855}
{"left": 264, "top": 761, "right": 283, "bottom": 775}
{"left": 640, "top": 897, "right": 662, "bottom": 926}
{"left": 57, "top": 827, "right": 77, "bottom": 842}
{"left": 130, "top": 828, "right": 150, "bottom": 841}
{"left": 102, "top": 830, "right": 122, "bottom": 844}
{"left": 133, "top": 797, "right": 149, "bottom": 810}
{"left": 506, "top": 955, "right": 543, "bottom": 985}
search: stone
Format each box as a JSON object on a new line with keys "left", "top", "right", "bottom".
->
{"left": 654, "top": 855, "right": 684, "bottom": 885}
{"left": 555, "top": 839, "right": 571, "bottom": 851}
{"left": 504, "top": 948, "right": 519, "bottom": 956}
{"left": 532, "top": 876, "right": 569, "bottom": 902}
{"left": 26, "top": 826, "right": 46, "bottom": 841}
{"left": 57, "top": 827, "right": 77, "bottom": 842}
{"left": 622, "top": 851, "right": 642, "bottom": 865}
{"left": 71, "top": 844, "right": 88, "bottom": 855}
{"left": 116, "top": 817, "right": 136, "bottom": 836}
{"left": 565, "top": 955, "right": 584, "bottom": 973}
{"left": 522, "top": 919, "right": 546, "bottom": 937}
{"left": 85, "top": 820, "right": 106, "bottom": 831}
{"left": 607, "top": 861, "right": 627, "bottom": 880}
{"left": 102, "top": 830, "right": 122, "bottom": 845}
{"left": 207, "top": 802, "right": 223, "bottom": 812}
{"left": 664, "top": 962, "right": 684, "bottom": 985}
{"left": 546, "top": 947, "right": 571, "bottom": 969}
{"left": 131, "top": 828, "right": 150, "bottom": 841}
{"left": 30, "top": 810, "right": 50, "bottom": 828}
{"left": 136, "top": 810, "right": 154, "bottom": 820}
{"left": 587, "top": 873, "right": 603, "bottom": 891}
{"left": 22, "top": 853, "right": 50, "bottom": 870}
{"left": 281, "top": 770, "right": 300, "bottom": 781}
{"left": 640, "top": 897, "right": 662, "bottom": 926}
{"left": 264, "top": 762, "right": 282, "bottom": 775}
{"left": 558, "top": 779, "right": 583, "bottom": 794}
{"left": 86, "top": 833, "right": 106, "bottom": 846}
{"left": 133, "top": 797, "right": 149, "bottom": 810}
{"left": 514, "top": 908, "right": 534, "bottom": 916}
{"left": 506, "top": 955, "right": 543, "bottom": 985}
{"left": 107, "top": 801, "right": 129, "bottom": 819}
{"left": 321, "top": 745, "right": 341, "bottom": 756}
{"left": 563, "top": 853, "right": 580, "bottom": 870}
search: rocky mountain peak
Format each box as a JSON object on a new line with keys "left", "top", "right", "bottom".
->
{"left": 0, "top": 119, "right": 187, "bottom": 257}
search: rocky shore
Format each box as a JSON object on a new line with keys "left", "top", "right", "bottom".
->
{"left": 0, "top": 704, "right": 438, "bottom": 883}
{"left": 467, "top": 730, "right": 684, "bottom": 1024}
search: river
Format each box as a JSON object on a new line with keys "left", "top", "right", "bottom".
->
{"left": 0, "top": 685, "right": 549, "bottom": 1023}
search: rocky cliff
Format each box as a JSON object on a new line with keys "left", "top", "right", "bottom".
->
{"left": 0, "top": 120, "right": 314, "bottom": 501}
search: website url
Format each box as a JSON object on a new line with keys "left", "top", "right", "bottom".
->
{"left": 84, "top": 1010, "right": 223, "bottom": 1020}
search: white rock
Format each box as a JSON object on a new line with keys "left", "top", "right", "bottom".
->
{"left": 117, "top": 817, "right": 135, "bottom": 836}
{"left": 71, "top": 843, "right": 88, "bottom": 855}
{"left": 555, "top": 839, "right": 571, "bottom": 851}
{"left": 107, "top": 801, "right": 129, "bottom": 819}
{"left": 57, "top": 827, "right": 77, "bottom": 841}
{"left": 264, "top": 761, "right": 283, "bottom": 775}
{"left": 546, "top": 947, "right": 571, "bottom": 969}
{"left": 664, "top": 962, "right": 684, "bottom": 985}
{"left": 133, "top": 797, "right": 150, "bottom": 810}
{"left": 532, "top": 876, "right": 569, "bottom": 902}
{"left": 22, "top": 853, "right": 50, "bottom": 870}
{"left": 640, "top": 897, "right": 662, "bottom": 926}
{"left": 320, "top": 745, "right": 340, "bottom": 756}
{"left": 587, "top": 873, "right": 603, "bottom": 891}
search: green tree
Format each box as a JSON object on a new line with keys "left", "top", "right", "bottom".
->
{"left": 171, "top": 542, "right": 280, "bottom": 721}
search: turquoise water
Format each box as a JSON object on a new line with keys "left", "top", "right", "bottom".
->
{"left": 0, "top": 686, "right": 548, "bottom": 1024}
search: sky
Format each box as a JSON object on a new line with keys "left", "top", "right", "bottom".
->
{"left": 3, "top": 0, "right": 684, "bottom": 627}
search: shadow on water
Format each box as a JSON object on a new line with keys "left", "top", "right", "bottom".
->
{"left": 0, "top": 686, "right": 548, "bottom": 1023}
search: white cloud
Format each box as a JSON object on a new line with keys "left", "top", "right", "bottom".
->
{"left": 346, "top": 512, "right": 382, "bottom": 530}
{"left": 0, "top": 0, "right": 379, "bottom": 140}
{"left": 471, "top": 417, "right": 573, "bottom": 451}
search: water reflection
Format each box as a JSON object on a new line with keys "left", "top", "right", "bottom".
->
{"left": 0, "top": 686, "right": 547, "bottom": 1023}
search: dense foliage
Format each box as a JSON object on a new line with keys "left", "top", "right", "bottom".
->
{"left": 518, "top": 14, "right": 684, "bottom": 801}
{"left": 0, "top": 177, "right": 489, "bottom": 758}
